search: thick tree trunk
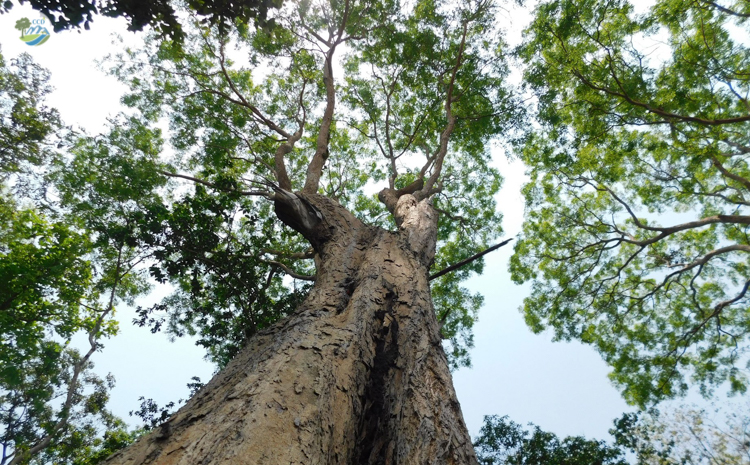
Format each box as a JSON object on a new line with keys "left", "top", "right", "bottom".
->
{"left": 105, "top": 193, "right": 478, "bottom": 465}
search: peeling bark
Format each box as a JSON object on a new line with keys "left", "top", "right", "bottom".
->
{"left": 104, "top": 193, "right": 477, "bottom": 465}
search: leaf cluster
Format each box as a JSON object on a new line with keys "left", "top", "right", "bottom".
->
{"left": 3, "top": 0, "right": 282, "bottom": 39}
{"left": 512, "top": 0, "right": 750, "bottom": 406}
{"left": 474, "top": 415, "right": 628, "bottom": 465}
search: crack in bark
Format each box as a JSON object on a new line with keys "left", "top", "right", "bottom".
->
{"left": 355, "top": 289, "right": 400, "bottom": 465}
{"left": 103, "top": 192, "right": 477, "bottom": 465}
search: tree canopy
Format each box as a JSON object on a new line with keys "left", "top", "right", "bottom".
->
{"left": 3, "top": 0, "right": 282, "bottom": 38}
{"left": 474, "top": 415, "right": 628, "bottom": 465}
{"left": 0, "top": 50, "right": 147, "bottom": 465}
{"left": 511, "top": 0, "right": 750, "bottom": 406}
{"left": 3, "top": 0, "right": 750, "bottom": 460}
{"left": 2, "top": 0, "right": 520, "bottom": 460}
{"left": 100, "top": 0, "right": 519, "bottom": 370}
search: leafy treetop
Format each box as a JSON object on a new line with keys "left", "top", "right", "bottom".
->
{"left": 97, "top": 0, "right": 520, "bottom": 369}
{"left": 512, "top": 0, "right": 750, "bottom": 406}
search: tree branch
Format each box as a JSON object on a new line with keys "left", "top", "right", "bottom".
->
{"left": 158, "top": 170, "right": 271, "bottom": 197}
{"left": 571, "top": 68, "right": 750, "bottom": 126}
{"left": 419, "top": 21, "right": 468, "bottom": 199}
{"left": 592, "top": 180, "right": 750, "bottom": 246}
{"left": 429, "top": 238, "right": 513, "bottom": 281}
{"left": 303, "top": 0, "right": 352, "bottom": 194}
{"left": 215, "top": 39, "right": 292, "bottom": 138}
{"left": 264, "top": 259, "right": 316, "bottom": 281}
{"left": 712, "top": 156, "right": 750, "bottom": 191}
{"left": 704, "top": 0, "right": 750, "bottom": 18}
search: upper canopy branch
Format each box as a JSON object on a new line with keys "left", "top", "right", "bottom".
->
{"left": 157, "top": 170, "right": 271, "bottom": 197}
{"left": 214, "top": 39, "right": 293, "bottom": 140}
{"left": 570, "top": 65, "right": 750, "bottom": 126}
{"left": 589, "top": 181, "right": 750, "bottom": 245}
{"left": 417, "top": 20, "right": 468, "bottom": 200}
{"left": 712, "top": 155, "right": 750, "bottom": 191}
{"left": 301, "top": 0, "right": 353, "bottom": 194}
{"left": 206, "top": 36, "right": 316, "bottom": 192}
{"left": 378, "top": 66, "right": 402, "bottom": 188}
{"left": 174, "top": 33, "right": 304, "bottom": 191}
{"left": 704, "top": 0, "right": 750, "bottom": 18}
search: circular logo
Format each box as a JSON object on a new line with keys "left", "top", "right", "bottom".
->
{"left": 15, "top": 17, "right": 51, "bottom": 46}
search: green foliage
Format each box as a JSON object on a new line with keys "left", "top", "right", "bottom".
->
{"left": 512, "top": 0, "right": 750, "bottom": 406}
{"left": 0, "top": 50, "right": 61, "bottom": 185}
{"left": 61, "top": 422, "right": 141, "bottom": 465}
{"left": 432, "top": 273, "right": 484, "bottom": 369}
{"left": 474, "top": 415, "right": 628, "bottom": 465}
{"left": 3, "top": 0, "right": 281, "bottom": 38}
{"left": 0, "top": 202, "right": 126, "bottom": 462}
{"left": 0, "top": 195, "right": 92, "bottom": 380}
{"left": 103, "top": 0, "right": 518, "bottom": 369}
{"left": 129, "top": 377, "right": 204, "bottom": 431}
{"left": 0, "top": 53, "right": 139, "bottom": 465}
{"left": 132, "top": 186, "right": 313, "bottom": 368}
{"left": 1, "top": 346, "right": 127, "bottom": 465}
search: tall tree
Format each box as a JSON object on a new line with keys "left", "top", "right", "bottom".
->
{"left": 0, "top": 51, "right": 153, "bottom": 465}
{"left": 511, "top": 0, "right": 750, "bottom": 407}
{"left": 87, "top": 0, "right": 520, "bottom": 462}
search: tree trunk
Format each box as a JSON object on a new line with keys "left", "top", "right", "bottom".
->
{"left": 104, "top": 192, "right": 478, "bottom": 465}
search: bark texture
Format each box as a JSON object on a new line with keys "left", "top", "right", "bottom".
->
{"left": 105, "top": 193, "right": 478, "bottom": 465}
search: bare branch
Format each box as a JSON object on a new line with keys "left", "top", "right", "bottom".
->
{"left": 263, "top": 259, "right": 316, "bottom": 281}
{"left": 158, "top": 170, "right": 271, "bottom": 197}
{"left": 430, "top": 238, "right": 513, "bottom": 281}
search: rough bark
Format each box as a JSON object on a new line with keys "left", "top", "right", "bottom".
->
{"left": 104, "top": 193, "right": 478, "bottom": 465}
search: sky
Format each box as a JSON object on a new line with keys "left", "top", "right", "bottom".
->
{"left": 0, "top": 3, "right": 634, "bottom": 442}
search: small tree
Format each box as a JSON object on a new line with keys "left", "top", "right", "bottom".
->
{"left": 13, "top": 18, "right": 29, "bottom": 37}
